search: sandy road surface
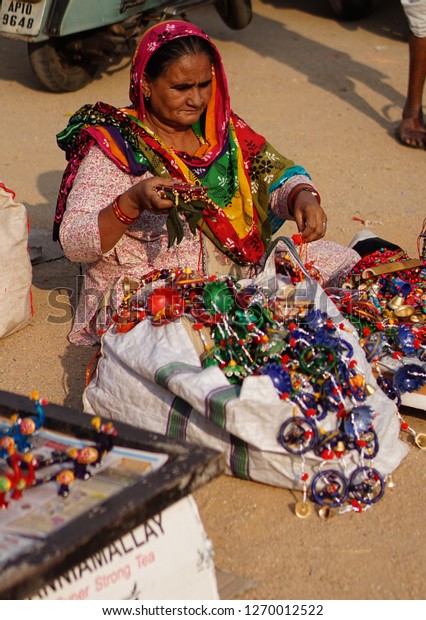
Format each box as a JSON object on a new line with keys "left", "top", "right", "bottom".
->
{"left": 0, "top": 0, "right": 425, "bottom": 600}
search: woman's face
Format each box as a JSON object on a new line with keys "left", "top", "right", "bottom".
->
{"left": 143, "top": 52, "right": 213, "bottom": 130}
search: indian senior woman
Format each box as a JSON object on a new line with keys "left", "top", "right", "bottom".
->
{"left": 53, "top": 20, "right": 361, "bottom": 345}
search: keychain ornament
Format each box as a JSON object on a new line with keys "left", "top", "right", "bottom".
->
{"left": 153, "top": 183, "right": 218, "bottom": 248}
{"left": 0, "top": 393, "right": 119, "bottom": 507}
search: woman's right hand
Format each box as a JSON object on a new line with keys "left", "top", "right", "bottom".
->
{"left": 124, "top": 177, "right": 179, "bottom": 215}
{"left": 99, "top": 177, "right": 180, "bottom": 254}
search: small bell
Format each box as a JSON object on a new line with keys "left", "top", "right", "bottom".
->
{"left": 318, "top": 505, "right": 333, "bottom": 520}
{"left": 294, "top": 501, "right": 312, "bottom": 519}
{"left": 388, "top": 294, "right": 406, "bottom": 311}
{"left": 385, "top": 474, "right": 396, "bottom": 490}
{"left": 394, "top": 304, "right": 415, "bottom": 319}
{"left": 415, "top": 433, "right": 426, "bottom": 450}
{"left": 123, "top": 277, "right": 131, "bottom": 297}
{"left": 334, "top": 441, "right": 346, "bottom": 456}
{"left": 365, "top": 383, "right": 376, "bottom": 396}
{"left": 410, "top": 313, "right": 425, "bottom": 324}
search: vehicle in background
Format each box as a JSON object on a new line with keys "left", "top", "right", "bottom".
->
{"left": 0, "top": 0, "right": 252, "bottom": 92}
{"left": 0, "top": 0, "right": 373, "bottom": 92}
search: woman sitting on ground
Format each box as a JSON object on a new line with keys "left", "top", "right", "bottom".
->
{"left": 53, "top": 20, "right": 360, "bottom": 346}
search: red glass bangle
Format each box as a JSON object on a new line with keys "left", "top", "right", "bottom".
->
{"left": 289, "top": 184, "right": 321, "bottom": 214}
{"left": 112, "top": 197, "right": 139, "bottom": 225}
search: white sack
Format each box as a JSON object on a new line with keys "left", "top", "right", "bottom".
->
{"left": 84, "top": 271, "right": 408, "bottom": 490}
{"left": 0, "top": 182, "right": 32, "bottom": 339}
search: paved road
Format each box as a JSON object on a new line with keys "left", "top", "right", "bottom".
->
{"left": 1, "top": 0, "right": 425, "bottom": 601}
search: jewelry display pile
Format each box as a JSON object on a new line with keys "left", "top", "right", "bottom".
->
{"left": 107, "top": 245, "right": 426, "bottom": 517}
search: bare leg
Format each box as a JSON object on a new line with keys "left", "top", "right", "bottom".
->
{"left": 398, "top": 32, "right": 426, "bottom": 147}
{"left": 404, "top": 32, "right": 426, "bottom": 121}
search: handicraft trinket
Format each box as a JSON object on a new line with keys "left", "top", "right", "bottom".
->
{"left": 0, "top": 392, "right": 118, "bottom": 507}
{"left": 333, "top": 230, "right": 426, "bottom": 417}
{"left": 153, "top": 183, "right": 219, "bottom": 249}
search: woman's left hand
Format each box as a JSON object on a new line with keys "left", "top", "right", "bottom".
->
{"left": 293, "top": 193, "right": 327, "bottom": 242}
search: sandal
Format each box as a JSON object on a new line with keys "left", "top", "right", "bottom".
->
{"left": 396, "top": 116, "right": 426, "bottom": 149}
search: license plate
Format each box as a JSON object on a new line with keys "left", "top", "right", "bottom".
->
{"left": 0, "top": 1, "right": 46, "bottom": 36}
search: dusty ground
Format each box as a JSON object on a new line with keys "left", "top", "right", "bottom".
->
{"left": 0, "top": 0, "right": 425, "bottom": 600}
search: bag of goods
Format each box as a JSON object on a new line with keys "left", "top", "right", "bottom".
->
{"left": 0, "top": 182, "right": 32, "bottom": 339}
{"left": 84, "top": 238, "right": 409, "bottom": 517}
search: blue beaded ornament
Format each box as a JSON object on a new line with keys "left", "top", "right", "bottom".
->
{"left": 393, "top": 363, "right": 426, "bottom": 393}
{"left": 349, "top": 466, "right": 385, "bottom": 505}
{"left": 376, "top": 373, "right": 401, "bottom": 407}
{"left": 363, "top": 331, "right": 387, "bottom": 362}
{"left": 259, "top": 363, "right": 292, "bottom": 395}
{"left": 302, "top": 308, "right": 328, "bottom": 330}
{"left": 277, "top": 417, "right": 318, "bottom": 455}
{"left": 396, "top": 324, "right": 418, "bottom": 357}
{"left": 311, "top": 469, "right": 349, "bottom": 508}
{"left": 342, "top": 405, "right": 375, "bottom": 438}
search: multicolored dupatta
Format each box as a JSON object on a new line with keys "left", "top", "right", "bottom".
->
{"left": 53, "top": 20, "right": 306, "bottom": 265}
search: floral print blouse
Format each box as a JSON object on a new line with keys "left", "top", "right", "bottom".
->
{"left": 60, "top": 146, "right": 360, "bottom": 345}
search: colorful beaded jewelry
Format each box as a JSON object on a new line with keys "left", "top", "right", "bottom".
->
{"left": 103, "top": 233, "right": 426, "bottom": 518}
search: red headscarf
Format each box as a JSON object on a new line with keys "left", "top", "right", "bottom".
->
{"left": 54, "top": 20, "right": 274, "bottom": 264}
{"left": 129, "top": 19, "right": 231, "bottom": 163}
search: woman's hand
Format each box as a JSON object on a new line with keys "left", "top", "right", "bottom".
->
{"left": 293, "top": 191, "right": 327, "bottom": 242}
{"left": 98, "top": 177, "right": 180, "bottom": 254}
{"left": 124, "top": 177, "right": 178, "bottom": 215}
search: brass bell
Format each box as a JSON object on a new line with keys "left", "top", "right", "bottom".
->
{"left": 318, "top": 505, "right": 333, "bottom": 520}
{"left": 335, "top": 440, "right": 346, "bottom": 454}
{"left": 295, "top": 501, "right": 312, "bottom": 519}
{"left": 394, "top": 304, "right": 415, "bottom": 319}
{"left": 415, "top": 433, "right": 426, "bottom": 450}
{"left": 386, "top": 474, "right": 396, "bottom": 488}
{"left": 123, "top": 276, "right": 131, "bottom": 297}
{"left": 410, "top": 313, "right": 425, "bottom": 324}
{"left": 388, "top": 294, "right": 406, "bottom": 311}
{"left": 365, "top": 383, "right": 376, "bottom": 396}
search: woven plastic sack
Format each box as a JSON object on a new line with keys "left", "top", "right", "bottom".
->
{"left": 0, "top": 182, "right": 32, "bottom": 339}
{"left": 83, "top": 238, "right": 408, "bottom": 491}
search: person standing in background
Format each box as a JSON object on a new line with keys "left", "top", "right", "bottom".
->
{"left": 397, "top": 0, "right": 426, "bottom": 148}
